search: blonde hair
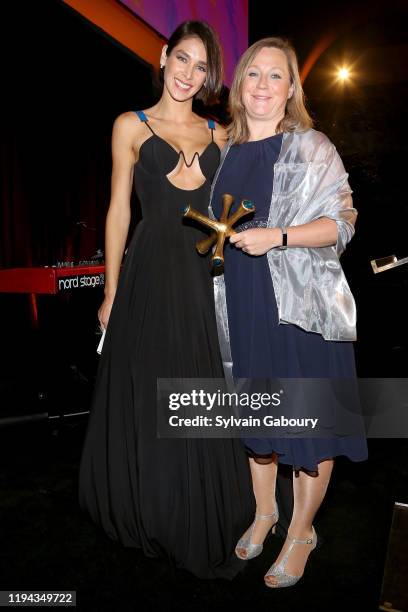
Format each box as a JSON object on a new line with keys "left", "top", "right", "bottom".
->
{"left": 228, "top": 37, "right": 313, "bottom": 144}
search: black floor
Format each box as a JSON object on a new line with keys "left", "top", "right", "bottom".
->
{"left": 1, "top": 415, "right": 405, "bottom": 611}
{"left": 0, "top": 296, "right": 406, "bottom": 610}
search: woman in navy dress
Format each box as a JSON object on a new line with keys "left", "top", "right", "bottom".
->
{"left": 211, "top": 37, "right": 367, "bottom": 588}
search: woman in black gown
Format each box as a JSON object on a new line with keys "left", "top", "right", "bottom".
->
{"left": 78, "top": 21, "right": 254, "bottom": 580}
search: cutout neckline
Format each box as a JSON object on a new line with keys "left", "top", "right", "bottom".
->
{"left": 146, "top": 133, "right": 217, "bottom": 167}
{"left": 136, "top": 110, "right": 217, "bottom": 167}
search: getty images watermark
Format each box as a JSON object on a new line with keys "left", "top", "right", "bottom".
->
{"left": 167, "top": 388, "right": 319, "bottom": 430}
{"left": 157, "top": 377, "right": 408, "bottom": 439}
{"left": 156, "top": 378, "right": 366, "bottom": 439}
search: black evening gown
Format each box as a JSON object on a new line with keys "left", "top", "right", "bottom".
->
{"left": 78, "top": 111, "right": 255, "bottom": 580}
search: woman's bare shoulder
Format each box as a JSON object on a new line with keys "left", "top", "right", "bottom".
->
{"left": 111, "top": 111, "right": 153, "bottom": 163}
{"left": 112, "top": 111, "right": 146, "bottom": 139}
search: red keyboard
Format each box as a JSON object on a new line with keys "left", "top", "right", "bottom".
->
{"left": 0, "top": 265, "right": 105, "bottom": 294}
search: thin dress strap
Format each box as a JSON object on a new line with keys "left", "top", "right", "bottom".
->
{"left": 207, "top": 118, "right": 215, "bottom": 141}
{"left": 135, "top": 110, "right": 155, "bottom": 135}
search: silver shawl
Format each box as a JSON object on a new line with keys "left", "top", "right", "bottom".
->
{"left": 208, "top": 129, "right": 357, "bottom": 381}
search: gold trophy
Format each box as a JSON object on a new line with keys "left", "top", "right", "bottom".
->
{"left": 183, "top": 194, "right": 255, "bottom": 267}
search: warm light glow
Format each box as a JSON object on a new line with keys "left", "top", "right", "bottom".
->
{"left": 338, "top": 67, "right": 350, "bottom": 80}
{"left": 327, "top": 60, "right": 359, "bottom": 91}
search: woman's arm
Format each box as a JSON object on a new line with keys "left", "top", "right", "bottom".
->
{"left": 284, "top": 196, "right": 357, "bottom": 248}
{"left": 229, "top": 210, "right": 353, "bottom": 255}
{"left": 229, "top": 218, "right": 338, "bottom": 255}
{"left": 231, "top": 139, "right": 357, "bottom": 257}
{"left": 98, "top": 114, "right": 138, "bottom": 329}
{"left": 230, "top": 194, "right": 356, "bottom": 255}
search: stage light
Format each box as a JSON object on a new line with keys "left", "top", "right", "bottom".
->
{"left": 338, "top": 67, "right": 350, "bottom": 81}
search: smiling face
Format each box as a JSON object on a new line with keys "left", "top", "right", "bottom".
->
{"left": 241, "top": 46, "right": 294, "bottom": 126}
{"left": 161, "top": 36, "right": 207, "bottom": 102}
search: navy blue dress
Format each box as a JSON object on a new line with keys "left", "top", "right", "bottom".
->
{"left": 212, "top": 134, "right": 368, "bottom": 473}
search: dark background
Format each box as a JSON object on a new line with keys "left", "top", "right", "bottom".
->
{"left": 0, "top": 1, "right": 407, "bottom": 610}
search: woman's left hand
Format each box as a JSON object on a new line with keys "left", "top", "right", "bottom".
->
{"left": 229, "top": 228, "right": 281, "bottom": 256}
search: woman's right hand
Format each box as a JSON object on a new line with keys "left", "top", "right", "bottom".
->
{"left": 98, "top": 296, "right": 114, "bottom": 331}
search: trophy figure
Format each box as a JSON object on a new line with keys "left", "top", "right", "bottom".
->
{"left": 183, "top": 193, "right": 255, "bottom": 267}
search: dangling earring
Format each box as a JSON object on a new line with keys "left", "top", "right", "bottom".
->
{"left": 160, "top": 63, "right": 164, "bottom": 69}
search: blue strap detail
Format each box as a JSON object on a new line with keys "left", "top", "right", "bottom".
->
{"left": 135, "top": 110, "right": 148, "bottom": 122}
{"left": 208, "top": 119, "right": 216, "bottom": 130}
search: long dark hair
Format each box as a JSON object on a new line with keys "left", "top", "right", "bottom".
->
{"left": 160, "top": 21, "right": 223, "bottom": 105}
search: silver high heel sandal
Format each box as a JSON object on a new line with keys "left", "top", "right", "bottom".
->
{"left": 235, "top": 502, "right": 279, "bottom": 560}
{"left": 264, "top": 526, "right": 317, "bottom": 588}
